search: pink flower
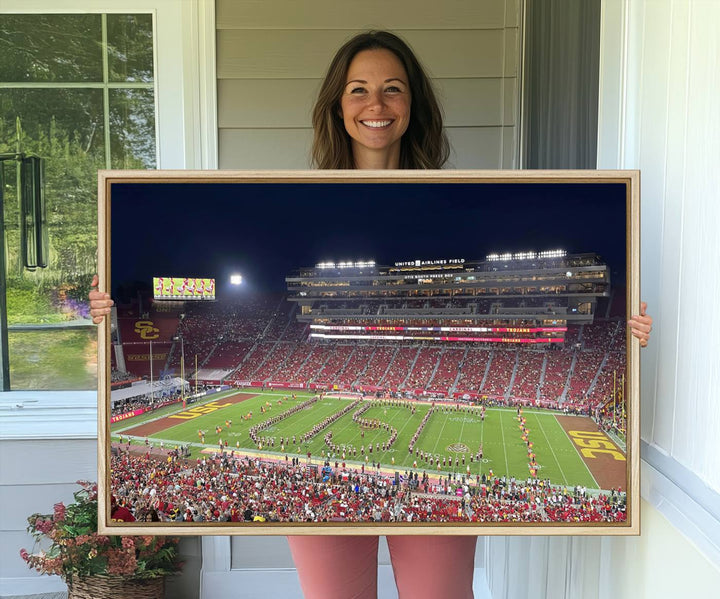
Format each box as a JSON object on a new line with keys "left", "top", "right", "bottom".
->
{"left": 53, "top": 503, "right": 66, "bottom": 521}
{"left": 34, "top": 518, "right": 54, "bottom": 535}
{"left": 43, "top": 556, "right": 65, "bottom": 576}
{"left": 106, "top": 547, "right": 137, "bottom": 576}
{"left": 121, "top": 537, "right": 135, "bottom": 550}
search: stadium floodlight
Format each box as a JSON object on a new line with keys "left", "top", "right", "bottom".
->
{"left": 354, "top": 260, "right": 376, "bottom": 268}
{"left": 488, "top": 250, "right": 567, "bottom": 262}
{"left": 513, "top": 251, "right": 536, "bottom": 261}
{"left": 230, "top": 274, "right": 243, "bottom": 285}
{"left": 318, "top": 259, "right": 377, "bottom": 269}
{"left": 539, "top": 249, "right": 566, "bottom": 259}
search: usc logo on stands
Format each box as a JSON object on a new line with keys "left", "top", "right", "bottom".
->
{"left": 135, "top": 320, "right": 160, "bottom": 339}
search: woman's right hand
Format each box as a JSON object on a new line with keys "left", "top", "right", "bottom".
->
{"left": 89, "top": 274, "right": 114, "bottom": 324}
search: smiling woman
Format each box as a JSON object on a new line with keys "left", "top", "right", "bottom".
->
{"left": 311, "top": 30, "right": 448, "bottom": 170}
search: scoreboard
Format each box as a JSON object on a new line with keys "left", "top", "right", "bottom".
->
{"left": 153, "top": 277, "right": 215, "bottom": 301}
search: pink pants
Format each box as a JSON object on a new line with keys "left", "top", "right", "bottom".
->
{"left": 287, "top": 535, "right": 477, "bottom": 599}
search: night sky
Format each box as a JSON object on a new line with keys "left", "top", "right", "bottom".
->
{"left": 110, "top": 181, "right": 627, "bottom": 299}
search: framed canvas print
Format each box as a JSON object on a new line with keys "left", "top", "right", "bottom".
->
{"left": 97, "top": 170, "right": 640, "bottom": 536}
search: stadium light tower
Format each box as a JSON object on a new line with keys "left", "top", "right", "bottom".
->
{"left": 230, "top": 274, "right": 243, "bottom": 285}
{"left": 174, "top": 335, "right": 185, "bottom": 406}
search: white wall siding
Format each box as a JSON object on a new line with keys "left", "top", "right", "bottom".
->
{"left": 216, "top": 0, "right": 515, "bottom": 30}
{"left": 216, "top": 0, "right": 522, "bottom": 170}
{"left": 0, "top": 433, "right": 97, "bottom": 595}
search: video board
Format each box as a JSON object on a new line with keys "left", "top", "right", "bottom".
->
{"left": 153, "top": 277, "right": 215, "bottom": 300}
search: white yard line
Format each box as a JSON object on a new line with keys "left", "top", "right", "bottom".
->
{"left": 457, "top": 411, "right": 469, "bottom": 445}
{"left": 428, "top": 412, "right": 449, "bottom": 455}
{"left": 549, "top": 415, "right": 599, "bottom": 489}
{"left": 534, "top": 413, "right": 570, "bottom": 486}
{"left": 499, "top": 411, "right": 510, "bottom": 476}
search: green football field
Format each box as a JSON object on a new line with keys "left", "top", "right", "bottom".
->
{"left": 111, "top": 389, "right": 600, "bottom": 489}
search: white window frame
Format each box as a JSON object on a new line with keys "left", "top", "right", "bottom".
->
{"left": 0, "top": 0, "right": 217, "bottom": 430}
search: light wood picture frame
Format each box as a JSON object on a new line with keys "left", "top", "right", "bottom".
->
{"left": 97, "top": 169, "right": 640, "bottom": 536}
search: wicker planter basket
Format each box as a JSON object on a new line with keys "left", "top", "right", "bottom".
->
{"left": 67, "top": 575, "right": 164, "bottom": 599}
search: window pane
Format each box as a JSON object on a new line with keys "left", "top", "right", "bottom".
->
{"left": 107, "top": 14, "right": 154, "bottom": 83}
{"left": 110, "top": 88, "right": 157, "bottom": 168}
{"left": 0, "top": 14, "right": 102, "bottom": 82}
{"left": 2, "top": 88, "right": 104, "bottom": 390}
{"left": 1, "top": 11, "right": 157, "bottom": 390}
{"left": 0, "top": 88, "right": 106, "bottom": 160}
{"left": 1, "top": 88, "right": 105, "bottom": 279}
{"left": 8, "top": 329, "right": 97, "bottom": 390}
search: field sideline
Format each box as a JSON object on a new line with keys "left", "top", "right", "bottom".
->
{"left": 111, "top": 389, "right": 625, "bottom": 491}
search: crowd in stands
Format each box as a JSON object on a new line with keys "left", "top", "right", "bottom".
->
{"left": 204, "top": 340, "right": 253, "bottom": 370}
{"left": 405, "top": 347, "right": 443, "bottom": 389}
{"left": 115, "top": 295, "right": 627, "bottom": 414}
{"left": 292, "top": 346, "right": 330, "bottom": 381}
{"left": 111, "top": 370, "right": 137, "bottom": 384}
{"left": 109, "top": 450, "right": 626, "bottom": 524}
{"left": 427, "top": 348, "right": 465, "bottom": 392}
{"left": 565, "top": 351, "right": 605, "bottom": 404}
{"left": 111, "top": 391, "right": 184, "bottom": 418}
{"left": 355, "top": 347, "right": 396, "bottom": 387}
{"left": 480, "top": 351, "right": 516, "bottom": 396}
{"left": 314, "top": 345, "right": 353, "bottom": 385}
{"left": 280, "top": 344, "right": 317, "bottom": 379}
{"left": 228, "top": 343, "right": 275, "bottom": 382}
{"left": 252, "top": 344, "right": 296, "bottom": 381}
{"left": 510, "top": 352, "right": 545, "bottom": 399}
{"left": 381, "top": 347, "right": 419, "bottom": 388}
{"left": 539, "top": 352, "right": 575, "bottom": 402}
{"left": 454, "top": 349, "right": 491, "bottom": 392}
{"left": 334, "top": 346, "right": 374, "bottom": 387}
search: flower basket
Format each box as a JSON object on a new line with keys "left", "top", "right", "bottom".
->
{"left": 68, "top": 574, "right": 164, "bottom": 599}
{"left": 20, "top": 481, "right": 182, "bottom": 595}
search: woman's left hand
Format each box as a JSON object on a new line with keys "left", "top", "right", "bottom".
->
{"left": 628, "top": 301, "right": 652, "bottom": 348}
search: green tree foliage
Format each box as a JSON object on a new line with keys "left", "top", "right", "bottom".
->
{"left": 0, "top": 13, "right": 155, "bottom": 388}
{"left": 0, "top": 13, "right": 155, "bottom": 322}
{"left": 1, "top": 112, "right": 103, "bottom": 312}
{"left": 0, "top": 14, "right": 103, "bottom": 83}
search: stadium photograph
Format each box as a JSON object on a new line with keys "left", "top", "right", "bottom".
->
{"left": 101, "top": 171, "right": 636, "bottom": 532}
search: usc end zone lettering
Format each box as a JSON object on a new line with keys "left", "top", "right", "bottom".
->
{"left": 568, "top": 430, "right": 625, "bottom": 461}
{"left": 170, "top": 401, "right": 233, "bottom": 420}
